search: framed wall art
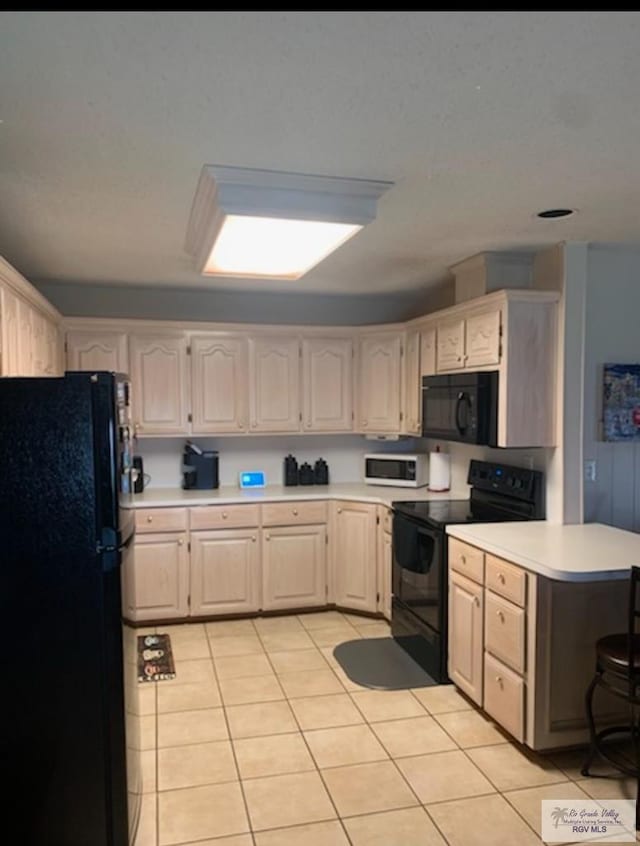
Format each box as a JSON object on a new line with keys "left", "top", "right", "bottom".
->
{"left": 603, "top": 363, "right": 640, "bottom": 441}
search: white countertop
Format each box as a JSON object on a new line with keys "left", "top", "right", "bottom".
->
{"left": 446, "top": 521, "right": 640, "bottom": 582}
{"left": 124, "top": 482, "right": 469, "bottom": 509}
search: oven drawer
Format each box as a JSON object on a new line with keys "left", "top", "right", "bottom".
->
{"left": 484, "top": 652, "right": 524, "bottom": 743}
{"left": 485, "top": 591, "right": 526, "bottom": 674}
{"left": 485, "top": 555, "right": 526, "bottom": 608}
{"left": 135, "top": 507, "right": 188, "bottom": 534}
{"left": 449, "top": 538, "right": 484, "bottom": 585}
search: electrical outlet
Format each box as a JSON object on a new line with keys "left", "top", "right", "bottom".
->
{"left": 584, "top": 460, "right": 597, "bottom": 483}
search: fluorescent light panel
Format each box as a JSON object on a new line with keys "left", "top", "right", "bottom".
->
{"left": 204, "top": 215, "right": 362, "bottom": 279}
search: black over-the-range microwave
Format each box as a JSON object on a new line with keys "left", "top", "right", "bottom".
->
{"left": 421, "top": 371, "right": 498, "bottom": 446}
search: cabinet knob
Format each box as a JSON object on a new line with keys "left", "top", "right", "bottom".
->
{"left": 222, "top": 512, "right": 228, "bottom": 519}
{"left": 265, "top": 535, "right": 270, "bottom": 541}
{"left": 498, "top": 573, "right": 506, "bottom": 584}
{"left": 337, "top": 508, "right": 342, "bottom": 514}
{"left": 177, "top": 538, "right": 184, "bottom": 546}
{"left": 146, "top": 515, "right": 153, "bottom": 523}
{"left": 473, "top": 596, "right": 480, "bottom": 606}
{"left": 460, "top": 555, "right": 466, "bottom": 564}
{"left": 251, "top": 535, "right": 256, "bottom": 542}
{"left": 496, "top": 610, "right": 504, "bottom": 621}
{"left": 495, "top": 675, "right": 503, "bottom": 684}
{"left": 293, "top": 508, "right": 298, "bottom": 516}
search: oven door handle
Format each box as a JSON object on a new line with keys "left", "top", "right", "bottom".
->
{"left": 455, "top": 392, "right": 471, "bottom": 435}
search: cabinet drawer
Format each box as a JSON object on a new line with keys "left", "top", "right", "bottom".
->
{"left": 485, "top": 591, "right": 526, "bottom": 674}
{"left": 485, "top": 555, "right": 526, "bottom": 607}
{"left": 449, "top": 538, "right": 484, "bottom": 585}
{"left": 135, "top": 508, "right": 188, "bottom": 534}
{"left": 484, "top": 653, "right": 524, "bottom": 743}
{"left": 262, "top": 501, "right": 327, "bottom": 527}
{"left": 190, "top": 504, "right": 260, "bottom": 531}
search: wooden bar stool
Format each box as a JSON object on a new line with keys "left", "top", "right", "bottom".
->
{"left": 581, "top": 565, "right": 640, "bottom": 828}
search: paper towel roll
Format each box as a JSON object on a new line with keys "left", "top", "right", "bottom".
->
{"left": 428, "top": 450, "right": 451, "bottom": 492}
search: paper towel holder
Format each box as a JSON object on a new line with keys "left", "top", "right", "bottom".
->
{"left": 428, "top": 445, "right": 451, "bottom": 492}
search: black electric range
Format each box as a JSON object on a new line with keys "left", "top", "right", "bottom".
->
{"left": 391, "top": 459, "right": 544, "bottom": 682}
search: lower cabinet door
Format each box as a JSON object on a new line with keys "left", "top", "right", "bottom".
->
{"left": 334, "top": 502, "right": 377, "bottom": 613}
{"left": 448, "top": 570, "right": 484, "bottom": 705}
{"left": 377, "top": 510, "right": 392, "bottom": 620}
{"left": 262, "top": 524, "right": 327, "bottom": 611}
{"left": 190, "top": 529, "right": 261, "bottom": 616}
{"left": 123, "top": 532, "right": 189, "bottom": 622}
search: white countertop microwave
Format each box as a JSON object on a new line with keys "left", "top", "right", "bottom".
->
{"left": 364, "top": 453, "right": 429, "bottom": 488}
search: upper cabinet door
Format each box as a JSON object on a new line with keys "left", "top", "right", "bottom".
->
{"left": 302, "top": 337, "right": 353, "bottom": 432}
{"left": 66, "top": 330, "right": 129, "bottom": 373}
{"left": 249, "top": 336, "right": 300, "bottom": 432}
{"left": 403, "top": 329, "right": 421, "bottom": 435}
{"left": 130, "top": 334, "right": 190, "bottom": 435}
{"left": 420, "top": 327, "right": 436, "bottom": 377}
{"left": 436, "top": 319, "right": 465, "bottom": 372}
{"left": 359, "top": 332, "right": 402, "bottom": 433}
{"left": 465, "top": 309, "right": 501, "bottom": 368}
{"left": 1, "top": 286, "right": 20, "bottom": 376}
{"left": 191, "top": 335, "right": 249, "bottom": 434}
{"left": 17, "top": 298, "right": 33, "bottom": 376}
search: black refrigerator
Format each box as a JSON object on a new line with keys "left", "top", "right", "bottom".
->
{"left": 0, "top": 372, "right": 139, "bottom": 846}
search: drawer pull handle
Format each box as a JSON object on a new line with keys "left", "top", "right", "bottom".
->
{"left": 222, "top": 512, "right": 228, "bottom": 519}
{"left": 496, "top": 610, "right": 504, "bottom": 621}
{"left": 495, "top": 675, "right": 503, "bottom": 684}
{"left": 460, "top": 555, "right": 466, "bottom": 564}
{"left": 251, "top": 536, "right": 256, "bottom": 542}
{"left": 265, "top": 535, "right": 270, "bottom": 541}
{"left": 146, "top": 515, "right": 153, "bottom": 523}
{"left": 293, "top": 508, "right": 298, "bottom": 516}
{"left": 473, "top": 596, "right": 480, "bottom": 606}
{"left": 178, "top": 538, "right": 184, "bottom": 546}
{"left": 337, "top": 508, "right": 343, "bottom": 514}
{"left": 498, "top": 573, "right": 506, "bottom": 584}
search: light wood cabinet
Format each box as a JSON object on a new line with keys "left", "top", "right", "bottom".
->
{"left": 66, "top": 330, "right": 128, "bottom": 373}
{"left": 190, "top": 529, "right": 260, "bottom": 616}
{"left": 403, "top": 329, "right": 421, "bottom": 435}
{"left": 124, "top": 532, "right": 189, "bottom": 621}
{"left": 436, "top": 318, "right": 465, "bottom": 372}
{"left": 333, "top": 501, "right": 377, "bottom": 613}
{"left": 448, "top": 569, "right": 484, "bottom": 705}
{"left": 464, "top": 309, "right": 501, "bottom": 368}
{"left": 302, "top": 337, "right": 353, "bottom": 432}
{"left": 262, "top": 524, "right": 326, "bottom": 610}
{"left": 129, "top": 334, "right": 190, "bottom": 435}
{"left": 191, "top": 335, "right": 248, "bottom": 434}
{"left": 1, "top": 285, "right": 20, "bottom": 376}
{"left": 420, "top": 326, "right": 436, "bottom": 377}
{"left": 358, "top": 332, "right": 402, "bottom": 433}
{"left": 17, "top": 298, "right": 33, "bottom": 376}
{"left": 377, "top": 507, "right": 392, "bottom": 621}
{"left": 249, "top": 336, "right": 300, "bottom": 432}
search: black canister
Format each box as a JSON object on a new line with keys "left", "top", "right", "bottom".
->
{"left": 284, "top": 454, "right": 299, "bottom": 486}
{"left": 298, "top": 462, "right": 314, "bottom": 485}
{"left": 314, "top": 458, "right": 329, "bottom": 485}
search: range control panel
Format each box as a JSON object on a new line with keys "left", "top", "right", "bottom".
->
{"left": 467, "top": 459, "right": 542, "bottom": 502}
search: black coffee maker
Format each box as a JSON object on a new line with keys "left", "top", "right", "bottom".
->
{"left": 182, "top": 442, "right": 219, "bottom": 490}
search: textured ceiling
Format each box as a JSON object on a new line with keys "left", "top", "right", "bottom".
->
{"left": 1, "top": 11, "right": 640, "bottom": 296}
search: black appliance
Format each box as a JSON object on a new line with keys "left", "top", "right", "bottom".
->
{"left": 182, "top": 443, "right": 219, "bottom": 489}
{"left": 422, "top": 371, "right": 498, "bottom": 445}
{"left": 391, "top": 459, "right": 544, "bottom": 682}
{"left": 133, "top": 454, "right": 145, "bottom": 493}
{"left": 0, "top": 372, "right": 138, "bottom": 846}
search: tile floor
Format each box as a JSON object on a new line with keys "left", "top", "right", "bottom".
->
{"left": 132, "top": 611, "right": 638, "bottom": 846}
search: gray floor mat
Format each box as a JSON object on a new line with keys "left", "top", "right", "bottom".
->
{"left": 333, "top": 637, "right": 438, "bottom": 690}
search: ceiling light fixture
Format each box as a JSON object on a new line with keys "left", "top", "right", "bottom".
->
{"left": 185, "top": 165, "right": 393, "bottom": 280}
{"left": 536, "top": 208, "right": 575, "bottom": 219}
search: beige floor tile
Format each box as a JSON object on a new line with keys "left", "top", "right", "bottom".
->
{"left": 503, "top": 781, "right": 589, "bottom": 836}
{"left": 427, "top": 793, "right": 541, "bottom": 846}
{"left": 234, "top": 731, "right": 314, "bottom": 778}
{"left": 157, "top": 681, "right": 221, "bottom": 713}
{"left": 206, "top": 619, "right": 258, "bottom": 638}
{"left": 158, "top": 782, "right": 249, "bottom": 845}
{"left": 163, "top": 622, "right": 207, "bottom": 639}
{"left": 434, "top": 708, "right": 509, "bottom": 748}
{"left": 351, "top": 690, "right": 426, "bottom": 723}
{"left": 260, "top": 630, "right": 316, "bottom": 652}
{"left": 158, "top": 707, "right": 228, "bottom": 747}
{"left": 290, "top": 693, "right": 365, "bottom": 730}
{"left": 329, "top": 661, "right": 377, "bottom": 692}
{"left": 161, "top": 657, "right": 215, "bottom": 686}
{"left": 467, "top": 742, "right": 568, "bottom": 791}
{"left": 278, "top": 669, "right": 345, "bottom": 699}
{"left": 219, "top": 673, "right": 284, "bottom": 706}
{"left": 208, "top": 634, "right": 264, "bottom": 658}
{"left": 371, "top": 715, "right": 457, "bottom": 758}
{"left": 243, "top": 770, "right": 336, "bottom": 831}
{"left": 158, "top": 740, "right": 237, "bottom": 790}
{"left": 310, "top": 626, "right": 363, "bottom": 648}
{"left": 140, "top": 749, "right": 157, "bottom": 793}
{"left": 134, "top": 792, "right": 156, "bottom": 846}
{"left": 169, "top": 637, "right": 212, "bottom": 661}
{"left": 344, "top": 806, "right": 447, "bottom": 846}
{"left": 411, "top": 684, "right": 473, "bottom": 715}
{"left": 214, "top": 652, "right": 272, "bottom": 679}
{"left": 134, "top": 714, "right": 156, "bottom": 750}
{"left": 575, "top": 775, "right": 637, "bottom": 800}
{"left": 254, "top": 615, "right": 306, "bottom": 634}
{"left": 269, "top": 648, "right": 329, "bottom": 674}
{"left": 322, "top": 760, "right": 418, "bottom": 817}
{"left": 132, "top": 684, "right": 157, "bottom": 716}
{"left": 177, "top": 837, "right": 253, "bottom": 846}
{"left": 254, "top": 820, "right": 349, "bottom": 846}
{"left": 226, "top": 700, "right": 298, "bottom": 738}
{"left": 298, "top": 611, "right": 351, "bottom": 630}
{"left": 352, "top": 621, "right": 392, "bottom": 638}
{"left": 397, "top": 750, "right": 495, "bottom": 804}
{"left": 304, "top": 723, "right": 388, "bottom": 768}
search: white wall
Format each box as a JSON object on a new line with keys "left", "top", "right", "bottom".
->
{"left": 583, "top": 245, "right": 640, "bottom": 530}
